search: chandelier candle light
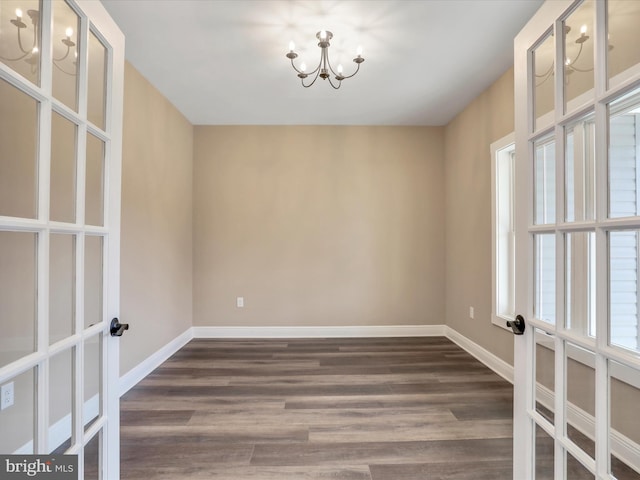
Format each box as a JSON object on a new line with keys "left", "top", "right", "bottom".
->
{"left": 536, "top": 23, "right": 597, "bottom": 86}
{"left": 1, "top": 8, "right": 77, "bottom": 75}
{"left": 286, "top": 30, "right": 364, "bottom": 89}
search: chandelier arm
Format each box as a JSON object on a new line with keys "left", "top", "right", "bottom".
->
{"left": 52, "top": 61, "right": 76, "bottom": 76}
{"left": 310, "top": 56, "right": 323, "bottom": 75}
{"left": 569, "top": 65, "right": 594, "bottom": 73}
{"left": 327, "top": 75, "right": 342, "bottom": 89}
{"left": 324, "top": 49, "right": 361, "bottom": 80}
{"left": 341, "top": 62, "right": 361, "bottom": 80}
{"left": 566, "top": 43, "right": 592, "bottom": 72}
{"left": 290, "top": 57, "right": 321, "bottom": 76}
{"left": 535, "top": 63, "right": 554, "bottom": 79}
{"left": 323, "top": 48, "right": 335, "bottom": 75}
{"left": 53, "top": 44, "right": 72, "bottom": 62}
{"left": 16, "top": 26, "right": 34, "bottom": 55}
{"left": 0, "top": 51, "right": 31, "bottom": 62}
{"left": 535, "top": 68, "right": 554, "bottom": 88}
{"left": 301, "top": 68, "right": 321, "bottom": 88}
{"left": 570, "top": 42, "right": 584, "bottom": 66}
{"left": 289, "top": 58, "right": 304, "bottom": 75}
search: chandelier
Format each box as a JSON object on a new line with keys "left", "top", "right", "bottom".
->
{"left": 536, "top": 24, "right": 594, "bottom": 86}
{"left": 0, "top": 8, "right": 77, "bottom": 76}
{"left": 286, "top": 30, "right": 364, "bottom": 89}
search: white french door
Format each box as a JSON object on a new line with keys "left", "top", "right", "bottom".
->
{"left": 514, "top": 0, "right": 640, "bottom": 478}
{"left": 0, "top": 0, "right": 123, "bottom": 478}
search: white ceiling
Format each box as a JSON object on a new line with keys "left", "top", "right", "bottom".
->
{"left": 100, "top": 0, "right": 543, "bottom": 126}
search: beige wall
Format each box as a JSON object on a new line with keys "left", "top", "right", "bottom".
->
{"left": 119, "top": 62, "right": 193, "bottom": 376}
{"left": 193, "top": 126, "right": 445, "bottom": 328}
{"left": 444, "top": 68, "right": 516, "bottom": 364}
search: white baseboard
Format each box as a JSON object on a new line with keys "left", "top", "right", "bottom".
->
{"left": 444, "top": 326, "right": 514, "bottom": 383}
{"left": 119, "top": 324, "right": 442, "bottom": 396}
{"left": 119, "top": 328, "right": 193, "bottom": 396}
{"left": 192, "top": 324, "right": 446, "bottom": 339}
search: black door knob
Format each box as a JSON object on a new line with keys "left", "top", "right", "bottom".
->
{"left": 110, "top": 318, "right": 129, "bottom": 337}
{"left": 507, "top": 315, "right": 526, "bottom": 335}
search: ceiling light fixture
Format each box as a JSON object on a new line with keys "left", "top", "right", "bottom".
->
{"left": 0, "top": 8, "right": 77, "bottom": 75}
{"left": 536, "top": 24, "right": 606, "bottom": 86}
{"left": 286, "top": 31, "right": 364, "bottom": 89}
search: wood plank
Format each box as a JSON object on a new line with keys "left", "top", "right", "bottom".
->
{"left": 121, "top": 465, "right": 373, "bottom": 480}
{"left": 369, "top": 461, "right": 513, "bottom": 480}
{"left": 249, "top": 438, "right": 514, "bottom": 466}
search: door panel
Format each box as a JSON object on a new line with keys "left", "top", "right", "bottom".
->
{"left": 515, "top": 1, "right": 640, "bottom": 478}
{"left": 0, "top": 0, "right": 123, "bottom": 477}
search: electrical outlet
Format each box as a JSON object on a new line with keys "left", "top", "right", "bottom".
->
{"left": 1, "top": 381, "right": 14, "bottom": 410}
{"left": 469, "top": 306, "right": 475, "bottom": 319}
{"left": 236, "top": 296, "right": 244, "bottom": 308}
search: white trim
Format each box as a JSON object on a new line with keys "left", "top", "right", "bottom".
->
{"left": 491, "top": 132, "right": 516, "bottom": 332}
{"left": 445, "top": 326, "right": 514, "bottom": 383}
{"left": 192, "top": 324, "right": 446, "bottom": 339}
{"left": 119, "top": 328, "right": 193, "bottom": 396}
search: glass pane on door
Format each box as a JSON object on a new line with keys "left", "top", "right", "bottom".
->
{"left": 0, "top": 77, "right": 38, "bottom": 219}
{"left": 49, "top": 348, "right": 74, "bottom": 454}
{"left": 609, "top": 361, "right": 640, "bottom": 479}
{"left": 84, "top": 431, "right": 101, "bottom": 480}
{"left": 566, "top": 343, "right": 595, "bottom": 459}
{"left": 0, "top": 231, "right": 37, "bottom": 368}
{"left": 566, "top": 232, "right": 595, "bottom": 336}
{"left": 0, "top": 368, "right": 35, "bottom": 454}
{"left": 536, "top": 423, "right": 555, "bottom": 479}
{"left": 567, "top": 452, "right": 594, "bottom": 479}
{"left": 609, "top": 89, "right": 640, "bottom": 219}
{"left": 533, "top": 33, "right": 555, "bottom": 131}
{"left": 83, "top": 335, "right": 101, "bottom": 432}
{"left": 52, "top": 0, "right": 79, "bottom": 111}
{"left": 88, "top": 31, "right": 107, "bottom": 130}
{"left": 536, "top": 234, "right": 556, "bottom": 324}
{"left": 608, "top": 0, "right": 640, "bottom": 85}
{"left": 86, "top": 133, "right": 105, "bottom": 227}
{"left": 536, "top": 329, "right": 555, "bottom": 424}
{"left": 565, "top": 115, "right": 595, "bottom": 223}
{"left": 609, "top": 230, "right": 640, "bottom": 353}
{"left": 563, "top": 0, "right": 594, "bottom": 111}
{"left": 535, "top": 137, "right": 556, "bottom": 225}
{"left": 0, "top": 0, "right": 41, "bottom": 85}
{"left": 84, "top": 235, "right": 103, "bottom": 330}
{"left": 50, "top": 233, "right": 75, "bottom": 344}
{"left": 51, "top": 111, "right": 77, "bottom": 223}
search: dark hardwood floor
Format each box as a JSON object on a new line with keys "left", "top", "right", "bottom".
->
{"left": 120, "top": 337, "right": 516, "bottom": 479}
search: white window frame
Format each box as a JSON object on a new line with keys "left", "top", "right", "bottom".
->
{"left": 491, "top": 132, "right": 516, "bottom": 331}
